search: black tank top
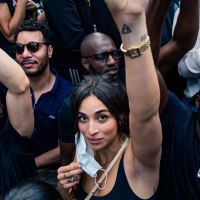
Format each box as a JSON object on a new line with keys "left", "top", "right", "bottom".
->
{"left": 76, "top": 155, "right": 157, "bottom": 200}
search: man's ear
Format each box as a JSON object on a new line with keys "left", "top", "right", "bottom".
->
{"left": 48, "top": 45, "right": 53, "bottom": 58}
{"left": 81, "top": 58, "right": 90, "bottom": 72}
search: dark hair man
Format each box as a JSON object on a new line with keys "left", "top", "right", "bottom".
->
{"left": 14, "top": 20, "right": 74, "bottom": 182}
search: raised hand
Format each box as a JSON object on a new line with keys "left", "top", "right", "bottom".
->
{"left": 26, "top": 0, "right": 37, "bottom": 10}
{"left": 105, "top": 0, "right": 149, "bottom": 49}
{"left": 105, "top": 0, "right": 148, "bottom": 14}
{"left": 104, "top": 0, "right": 149, "bottom": 25}
{"left": 105, "top": 0, "right": 149, "bottom": 45}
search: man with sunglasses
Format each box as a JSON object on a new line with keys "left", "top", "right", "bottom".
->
{"left": 12, "top": 20, "right": 74, "bottom": 184}
{"left": 58, "top": 32, "right": 122, "bottom": 166}
{"left": 41, "top": 0, "right": 122, "bottom": 85}
{"left": 80, "top": 32, "right": 123, "bottom": 81}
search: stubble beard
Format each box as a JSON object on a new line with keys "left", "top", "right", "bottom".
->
{"left": 25, "top": 60, "right": 49, "bottom": 78}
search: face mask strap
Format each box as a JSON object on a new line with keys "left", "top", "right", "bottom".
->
{"left": 94, "top": 169, "right": 107, "bottom": 190}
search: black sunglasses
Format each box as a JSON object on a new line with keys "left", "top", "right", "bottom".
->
{"left": 14, "top": 42, "right": 48, "bottom": 54}
{"left": 83, "top": 49, "right": 121, "bottom": 62}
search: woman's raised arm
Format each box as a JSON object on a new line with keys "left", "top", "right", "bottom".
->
{"left": 105, "top": 0, "right": 162, "bottom": 167}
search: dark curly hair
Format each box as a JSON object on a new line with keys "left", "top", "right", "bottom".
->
{"left": 14, "top": 19, "right": 53, "bottom": 45}
{"left": 71, "top": 75, "right": 130, "bottom": 137}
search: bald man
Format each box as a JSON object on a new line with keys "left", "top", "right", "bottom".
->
{"left": 80, "top": 32, "right": 120, "bottom": 74}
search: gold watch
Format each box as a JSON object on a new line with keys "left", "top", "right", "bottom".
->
{"left": 120, "top": 36, "right": 150, "bottom": 58}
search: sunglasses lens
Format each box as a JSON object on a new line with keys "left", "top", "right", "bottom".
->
{"left": 94, "top": 53, "right": 107, "bottom": 61}
{"left": 27, "top": 42, "right": 40, "bottom": 53}
{"left": 14, "top": 44, "right": 24, "bottom": 54}
{"left": 14, "top": 42, "right": 42, "bottom": 54}
{"left": 86, "top": 49, "right": 121, "bottom": 62}
{"left": 111, "top": 50, "right": 121, "bottom": 59}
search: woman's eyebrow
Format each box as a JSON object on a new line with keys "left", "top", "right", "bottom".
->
{"left": 78, "top": 109, "right": 110, "bottom": 115}
{"left": 95, "top": 109, "right": 110, "bottom": 114}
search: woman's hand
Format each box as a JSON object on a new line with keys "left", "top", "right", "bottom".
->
{"left": 104, "top": 0, "right": 149, "bottom": 30}
{"left": 105, "top": 0, "right": 148, "bottom": 13}
{"left": 26, "top": 0, "right": 37, "bottom": 10}
{"left": 57, "top": 162, "right": 83, "bottom": 193}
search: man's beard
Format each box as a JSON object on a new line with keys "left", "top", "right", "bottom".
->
{"left": 89, "top": 64, "right": 119, "bottom": 81}
{"left": 101, "top": 65, "right": 119, "bottom": 82}
{"left": 26, "top": 61, "right": 48, "bottom": 78}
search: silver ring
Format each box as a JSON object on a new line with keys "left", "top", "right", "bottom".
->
{"left": 68, "top": 176, "right": 75, "bottom": 183}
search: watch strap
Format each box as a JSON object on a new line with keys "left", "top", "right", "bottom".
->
{"left": 120, "top": 36, "right": 150, "bottom": 58}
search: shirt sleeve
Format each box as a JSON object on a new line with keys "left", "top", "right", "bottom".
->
{"left": 178, "top": 48, "right": 200, "bottom": 78}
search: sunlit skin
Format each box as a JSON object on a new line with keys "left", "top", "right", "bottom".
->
{"left": 15, "top": 31, "right": 52, "bottom": 77}
{"left": 78, "top": 95, "right": 121, "bottom": 153}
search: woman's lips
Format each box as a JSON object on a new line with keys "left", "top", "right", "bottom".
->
{"left": 87, "top": 138, "right": 103, "bottom": 145}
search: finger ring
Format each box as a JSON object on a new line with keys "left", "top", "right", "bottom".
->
{"left": 64, "top": 173, "right": 68, "bottom": 179}
{"left": 67, "top": 176, "right": 75, "bottom": 183}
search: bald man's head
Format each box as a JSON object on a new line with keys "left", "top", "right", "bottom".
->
{"left": 80, "top": 32, "right": 120, "bottom": 79}
{"left": 81, "top": 32, "right": 116, "bottom": 57}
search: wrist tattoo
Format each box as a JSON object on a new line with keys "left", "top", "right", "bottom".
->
{"left": 141, "top": 34, "right": 148, "bottom": 42}
{"left": 121, "top": 24, "right": 132, "bottom": 34}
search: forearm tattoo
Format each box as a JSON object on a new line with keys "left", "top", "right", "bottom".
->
{"left": 121, "top": 24, "right": 147, "bottom": 42}
{"left": 121, "top": 24, "right": 132, "bottom": 34}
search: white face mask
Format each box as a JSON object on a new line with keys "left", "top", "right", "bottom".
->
{"left": 75, "top": 132, "right": 102, "bottom": 178}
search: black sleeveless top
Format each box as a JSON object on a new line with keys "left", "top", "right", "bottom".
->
{"left": 76, "top": 155, "right": 157, "bottom": 200}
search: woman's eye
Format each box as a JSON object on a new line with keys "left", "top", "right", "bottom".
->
{"left": 97, "top": 115, "right": 108, "bottom": 122}
{"left": 78, "top": 115, "right": 87, "bottom": 122}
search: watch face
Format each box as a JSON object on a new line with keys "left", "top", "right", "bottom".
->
{"left": 128, "top": 48, "right": 140, "bottom": 58}
{"left": 122, "top": 37, "right": 150, "bottom": 58}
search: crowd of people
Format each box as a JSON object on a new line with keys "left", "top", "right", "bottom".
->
{"left": 0, "top": 0, "right": 200, "bottom": 199}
